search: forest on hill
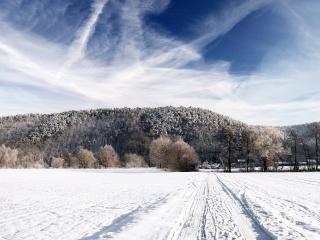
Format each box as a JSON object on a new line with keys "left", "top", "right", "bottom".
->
{"left": 0, "top": 107, "right": 319, "bottom": 171}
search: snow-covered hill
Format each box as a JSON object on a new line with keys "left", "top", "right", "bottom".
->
{"left": 0, "top": 169, "right": 319, "bottom": 239}
{"left": 0, "top": 107, "right": 245, "bottom": 164}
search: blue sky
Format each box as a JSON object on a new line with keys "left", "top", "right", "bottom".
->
{"left": 0, "top": 0, "right": 319, "bottom": 125}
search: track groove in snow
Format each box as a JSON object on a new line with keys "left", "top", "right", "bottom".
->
{"left": 215, "top": 175, "right": 274, "bottom": 240}
{"left": 0, "top": 170, "right": 319, "bottom": 240}
{"left": 217, "top": 172, "right": 320, "bottom": 240}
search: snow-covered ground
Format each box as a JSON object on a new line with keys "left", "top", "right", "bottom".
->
{"left": 0, "top": 169, "right": 319, "bottom": 240}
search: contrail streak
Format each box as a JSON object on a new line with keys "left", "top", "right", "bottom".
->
{"left": 57, "top": 0, "right": 108, "bottom": 79}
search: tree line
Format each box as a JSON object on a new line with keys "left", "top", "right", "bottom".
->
{"left": 218, "top": 123, "right": 319, "bottom": 172}
{"left": 0, "top": 107, "right": 319, "bottom": 172}
{"left": 0, "top": 136, "right": 198, "bottom": 171}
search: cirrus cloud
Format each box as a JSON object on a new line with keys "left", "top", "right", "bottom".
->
{"left": 0, "top": 0, "right": 319, "bottom": 126}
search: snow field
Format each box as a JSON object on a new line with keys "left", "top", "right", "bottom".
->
{"left": 0, "top": 169, "right": 319, "bottom": 240}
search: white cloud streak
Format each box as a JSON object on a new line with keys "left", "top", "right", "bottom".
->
{"left": 0, "top": 0, "right": 319, "bottom": 126}
{"left": 57, "top": 0, "right": 108, "bottom": 79}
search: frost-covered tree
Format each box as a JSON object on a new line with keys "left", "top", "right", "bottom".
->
{"left": 0, "top": 145, "right": 18, "bottom": 168}
{"left": 167, "top": 139, "right": 198, "bottom": 172}
{"left": 241, "top": 127, "right": 258, "bottom": 171}
{"left": 77, "top": 147, "right": 96, "bottom": 168}
{"left": 63, "top": 151, "right": 79, "bottom": 168}
{"left": 287, "top": 129, "right": 300, "bottom": 171}
{"left": 51, "top": 157, "right": 64, "bottom": 168}
{"left": 221, "top": 126, "right": 236, "bottom": 172}
{"left": 254, "top": 127, "right": 283, "bottom": 171}
{"left": 17, "top": 146, "right": 45, "bottom": 168}
{"left": 301, "top": 138, "right": 312, "bottom": 171}
{"left": 124, "top": 153, "right": 147, "bottom": 168}
{"left": 125, "top": 132, "right": 151, "bottom": 165}
{"left": 309, "top": 123, "right": 320, "bottom": 170}
{"left": 97, "top": 145, "right": 121, "bottom": 168}
{"left": 149, "top": 136, "right": 172, "bottom": 168}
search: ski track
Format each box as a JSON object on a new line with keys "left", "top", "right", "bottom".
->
{"left": 0, "top": 169, "right": 319, "bottom": 240}
{"left": 217, "top": 173, "right": 320, "bottom": 240}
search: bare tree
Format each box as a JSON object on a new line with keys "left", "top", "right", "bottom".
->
{"left": 17, "top": 146, "right": 45, "bottom": 168}
{"left": 97, "top": 145, "right": 121, "bottom": 168}
{"left": 288, "top": 129, "right": 299, "bottom": 171}
{"left": 309, "top": 123, "right": 320, "bottom": 170}
{"left": 254, "top": 127, "right": 283, "bottom": 171}
{"left": 51, "top": 157, "right": 65, "bottom": 168}
{"left": 124, "top": 153, "right": 148, "bottom": 168}
{"left": 63, "top": 151, "right": 79, "bottom": 168}
{"left": 125, "top": 132, "right": 151, "bottom": 165}
{"left": 0, "top": 145, "right": 18, "bottom": 168}
{"left": 77, "top": 147, "right": 96, "bottom": 168}
{"left": 167, "top": 139, "right": 198, "bottom": 172}
{"left": 221, "top": 126, "right": 236, "bottom": 172}
{"left": 301, "top": 139, "right": 311, "bottom": 171}
{"left": 242, "top": 127, "right": 257, "bottom": 172}
{"left": 149, "top": 136, "right": 172, "bottom": 169}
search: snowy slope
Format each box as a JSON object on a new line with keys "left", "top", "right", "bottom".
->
{"left": 0, "top": 169, "right": 319, "bottom": 240}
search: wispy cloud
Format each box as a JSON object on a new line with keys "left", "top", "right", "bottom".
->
{"left": 58, "top": 0, "right": 108, "bottom": 78}
{"left": 0, "top": 0, "right": 319, "bottom": 125}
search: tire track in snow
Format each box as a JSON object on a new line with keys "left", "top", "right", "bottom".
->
{"left": 204, "top": 175, "right": 244, "bottom": 240}
{"left": 228, "top": 176, "right": 320, "bottom": 222}
{"left": 166, "top": 175, "right": 207, "bottom": 240}
{"left": 167, "top": 174, "right": 245, "bottom": 240}
{"left": 221, "top": 175, "right": 320, "bottom": 239}
{"left": 200, "top": 178, "right": 217, "bottom": 240}
{"left": 87, "top": 173, "right": 205, "bottom": 240}
{"left": 215, "top": 174, "right": 274, "bottom": 240}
